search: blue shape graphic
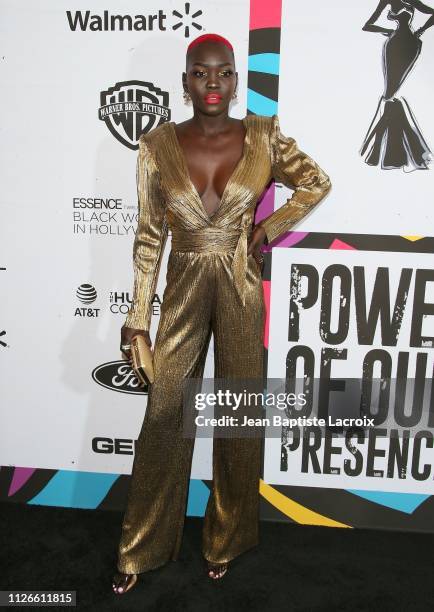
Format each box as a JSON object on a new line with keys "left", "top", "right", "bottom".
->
{"left": 28, "top": 470, "right": 119, "bottom": 509}
{"left": 247, "top": 88, "right": 278, "bottom": 117}
{"left": 346, "top": 489, "right": 429, "bottom": 514}
{"left": 249, "top": 53, "right": 280, "bottom": 75}
{"left": 186, "top": 479, "right": 209, "bottom": 516}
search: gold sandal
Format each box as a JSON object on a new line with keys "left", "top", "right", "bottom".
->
{"left": 206, "top": 561, "right": 228, "bottom": 580}
{"left": 112, "top": 572, "right": 138, "bottom": 595}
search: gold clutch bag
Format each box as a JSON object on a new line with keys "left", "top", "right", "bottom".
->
{"left": 130, "top": 334, "right": 154, "bottom": 384}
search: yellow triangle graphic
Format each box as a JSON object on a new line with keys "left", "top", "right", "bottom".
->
{"left": 260, "top": 480, "right": 351, "bottom": 528}
{"left": 402, "top": 235, "right": 423, "bottom": 242}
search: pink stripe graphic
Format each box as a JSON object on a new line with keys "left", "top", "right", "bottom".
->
{"left": 263, "top": 231, "right": 309, "bottom": 251}
{"left": 255, "top": 183, "right": 275, "bottom": 226}
{"left": 250, "top": 0, "right": 282, "bottom": 29}
{"left": 330, "top": 238, "right": 357, "bottom": 250}
{"left": 9, "top": 467, "right": 37, "bottom": 496}
{"left": 262, "top": 280, "right": 271, "bottom": 350}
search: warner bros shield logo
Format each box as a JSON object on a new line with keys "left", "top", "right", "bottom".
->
{"left": 98, "top": 80, "right": 171, "bottom": 150}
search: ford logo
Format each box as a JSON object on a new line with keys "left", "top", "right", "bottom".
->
{"left": 92, "top": 360, "right": 148, "bottom": 395}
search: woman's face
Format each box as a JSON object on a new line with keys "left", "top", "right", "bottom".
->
{"left": 183, "top": 41, "right": 237, "bottom": 115}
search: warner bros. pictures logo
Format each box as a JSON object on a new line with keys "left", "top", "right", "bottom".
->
{"left": 98, "top": 81, "right": 170, "bottom": 150}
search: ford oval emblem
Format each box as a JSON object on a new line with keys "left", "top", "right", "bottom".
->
{"left": 92, "top": 360, "right": 148, "bottom": 394}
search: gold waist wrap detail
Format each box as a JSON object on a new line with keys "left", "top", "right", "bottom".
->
{"left": 171, "top": 226, "right": 243, "bottom": 252}
{"left": 171, "top": 215, "right": 252, "bottom": 307}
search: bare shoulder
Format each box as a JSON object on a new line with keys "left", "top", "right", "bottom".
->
{"left": 170, "top": 118, "right": 193, "bottom": 137}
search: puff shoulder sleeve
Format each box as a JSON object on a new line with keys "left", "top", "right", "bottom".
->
{"left": 257, "top": 114, "right": 331, "bottom": 244}
{"left": 124, "top": 135, "right": 169, "bottom": 331}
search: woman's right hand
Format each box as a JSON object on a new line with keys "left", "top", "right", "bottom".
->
{"left": 120, "top": 325, "right": 152, "bottom": 361}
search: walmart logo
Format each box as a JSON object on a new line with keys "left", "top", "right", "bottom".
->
{"left": 172, "top": 3, "right": 203, "bottom": 38}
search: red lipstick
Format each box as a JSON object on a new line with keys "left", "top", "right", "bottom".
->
{"left": 204, "top": 93, "right": 222, "bottom": 105}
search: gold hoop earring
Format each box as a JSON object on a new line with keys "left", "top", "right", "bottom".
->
{"left": 183, "top": 90, "right": 191, "bottom": 104}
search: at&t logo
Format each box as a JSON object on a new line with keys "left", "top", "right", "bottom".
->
{"left": 75, "top": 283, "right": 100, "bottom": 317}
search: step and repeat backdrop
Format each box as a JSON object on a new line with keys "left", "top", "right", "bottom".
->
{"left": 1, "top": 0, "right": 434, "bottom": 531}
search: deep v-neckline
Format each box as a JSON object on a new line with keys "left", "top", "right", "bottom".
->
{"left": 168, "top": 117, "right": 249, "bottom": 222}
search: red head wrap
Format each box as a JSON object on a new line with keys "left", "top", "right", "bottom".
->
{"left": 187, "top": 33, "right": 234, "bottom": 53}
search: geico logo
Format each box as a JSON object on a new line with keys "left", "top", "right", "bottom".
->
{"left": 92, "top": 437, "right": 136, "bottom": 454}
{"left": 73, "top": 198, "right": 122, "bottom": 209}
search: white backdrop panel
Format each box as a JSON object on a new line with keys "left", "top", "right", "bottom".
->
{"left": 278, "top": 0, "right": 434, "bottom": 235}
{"left": 0, "top": 0, "right": 249, "bottom": 477}
{"left": 265, "top": 247, "right": 434, "bottom": 494}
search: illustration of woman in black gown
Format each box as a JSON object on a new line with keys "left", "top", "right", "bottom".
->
{"left": 360, "top": 0, "right": 434, "bottom": 170}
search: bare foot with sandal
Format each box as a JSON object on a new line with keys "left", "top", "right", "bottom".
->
{"left": 112, "top": 572, "right": 139, "bottom": 595}
{"left": 206, "top": 560, "right": 229, "bottom": 580}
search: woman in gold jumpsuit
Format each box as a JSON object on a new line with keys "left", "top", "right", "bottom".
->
{"left": 112, "top": 33, "right": 331, "bottom": 592}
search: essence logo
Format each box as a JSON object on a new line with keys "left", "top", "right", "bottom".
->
{"left": 98, "top": 81, "right": 170, "bottom": 149}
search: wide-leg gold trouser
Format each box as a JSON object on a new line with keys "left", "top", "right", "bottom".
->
{"left": 117, "top": 248, "right": 265, "bottom": 574}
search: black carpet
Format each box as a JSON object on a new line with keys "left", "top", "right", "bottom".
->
{"left": 1, "top": 501, "right": 433, "bottom": 611}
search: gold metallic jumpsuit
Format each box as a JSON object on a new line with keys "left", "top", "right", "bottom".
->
{"left": 117, "top": 113, "right": 331, "bottom": 573}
